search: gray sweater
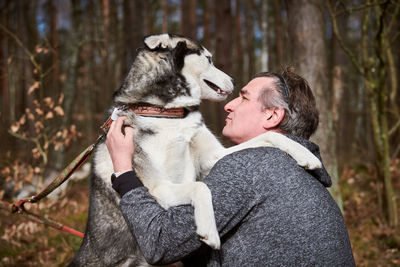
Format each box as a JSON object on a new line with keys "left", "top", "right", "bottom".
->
{"left": 117, "top": 136, "right": 355, "bottom": 266}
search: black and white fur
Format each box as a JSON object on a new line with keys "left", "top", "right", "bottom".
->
{"left": 70, "top": 34, "right": 321, "bottom": 266}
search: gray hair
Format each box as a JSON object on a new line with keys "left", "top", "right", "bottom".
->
{"left": 253, "top": 68, "right": 318, "bottom": 139}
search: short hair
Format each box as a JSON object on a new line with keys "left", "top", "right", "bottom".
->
{"left": 253, "top": 67, "right": 319, "bottom": 139}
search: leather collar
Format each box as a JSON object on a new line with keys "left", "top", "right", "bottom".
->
{"left": 127, "top": 103, "right": 186, "bottom": 118}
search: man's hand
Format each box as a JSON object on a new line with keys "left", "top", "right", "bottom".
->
{"left": 106, "top": 116, "right": 135, "bottom": 173}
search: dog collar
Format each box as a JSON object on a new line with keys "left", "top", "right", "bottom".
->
{"left": 100, "top": 104, "right": 198, "bottom": 134}
{"left": 127, "top": 103, "right": 187, "bottom": 118}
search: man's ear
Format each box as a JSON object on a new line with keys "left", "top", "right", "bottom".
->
{"left": 263, "top": 107, "right": 285, "bottom": 130}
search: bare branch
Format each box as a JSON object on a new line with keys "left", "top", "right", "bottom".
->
{"left": 392, "top": 140, "right": 400, "bottom": 159}
{"left": 373, "top": 1, "right": 388, "bottom": 89}
{"left": 333, "top": 0, "right": 386, "bottom": 17}
{"left": 0, "top": 23, "right": 42, "bottom": 72}
{"left": 326, "top": 1, "right": 364, "bottom": 75}
{"left": 8, "top": 129, "right": 36, "bottom": 143}
{"left": 390, "top": 31, "right": 400, "bottom": 44}
{"left": 361, "top": 0, "right": 372, "bottom": 83}
{"left": 389, "top": 119, "right": 400, "bottom": 137}
{"left": 387, "top": 0, "right": 400, "bottom": 32}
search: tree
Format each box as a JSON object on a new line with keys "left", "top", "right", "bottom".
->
{"left": 122, "top": 0, "right": 144, "bottom": 75}
{"left": 328, "top": 0, "right": 399, "bottom": 227}
{"left": 234, "top": 0, "right": 244, "bottom": 88}
{"left": 162, "top": 0, "right": 168, "bottom": 33}
{"left": 244, "top": 0, "right": 255, "bottom": 81}
{"left": 0, "top": 0, "right": 10, "bottom": 128}
{"left": 181, "top": 0, "right": 197, "bottom": 39}
{"left": 273, "top": 0, "right": 283, "bottom": 67}
{"left": 48, "top": 0, "right": 59, "bottom": 98}
{"left": 287, "top": 0, "right": 343, "bottom": 210}
{"left": 202, "top": 0, "right": 212, "bottom": 49}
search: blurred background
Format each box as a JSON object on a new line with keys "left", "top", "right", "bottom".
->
{"left": 0, "top": 0, "right": 399, "bottom": 265}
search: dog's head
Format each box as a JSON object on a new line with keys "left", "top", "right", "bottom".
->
{"left": 113, "top": 34, "right": 233, "bottom": 108}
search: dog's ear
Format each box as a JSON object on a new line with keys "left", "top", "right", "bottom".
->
{"left": 144, "top": 34, "right": 172, "bottom": 50}
{"left": 172, "top": 41, "right": 188, "bottom": 71}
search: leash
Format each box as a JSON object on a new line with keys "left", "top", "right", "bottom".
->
{"left": 0, "top": 141, "right": 102, "bottom": 238}
{"left": 0, "top": 114, "right": 109, "bottom": 238}
{"left": 0, "top": 199, "right": 85, "bottom": 238}
{"left": 0, "top": 103, "right": 188, "bottom": 238}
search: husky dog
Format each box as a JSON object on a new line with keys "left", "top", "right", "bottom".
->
{"left": 70, "top": 34, "right": 321, "bottom": 266}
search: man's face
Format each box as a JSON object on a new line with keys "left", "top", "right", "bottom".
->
{"left": 222, "top": 77, "right": 273, "bottom": 144}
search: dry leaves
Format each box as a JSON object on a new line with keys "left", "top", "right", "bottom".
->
{"left": 54, "top": 106, "right": 64, "bottom": 116}
{"left": 10, "top": 122, "right": 20, "bottom": 133}
{"left": 28, "top": 81, "right": 40, "bottom": 95}
{"left": 45, "top": 111, "right": 54, "bottom": 119}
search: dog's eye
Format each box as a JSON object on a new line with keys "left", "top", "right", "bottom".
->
{"left": 206, "top": 56, "right": 212, "bottom": 64}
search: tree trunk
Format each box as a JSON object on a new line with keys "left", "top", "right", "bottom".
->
{"left": 49, "top": 0, "right": 59, "bottom": 97}
{"left": 327, "top": 0, "right": 398, "bottom": 226}
{"left": 181, "top": 0, "right": 196, "bottom": 39}
{"left": 63, "top": 0, "right": 83, "bottom": 127}
{"left": 213, "top": 0, "right": 232, "bottom": 136}
{"left": 122, "top": 0, "right": 144, "bottom": 75}
{"left": 202, "top": 0, "right": 211, "bottom": 49}
{"left": 200, "top": 0, "right": 231, "bottom": 144}
{"left": 244, "top": 0, "right": 255, "bottom": 81}
{"left": 273, "top": 0, "right": 283, "bottom": 67}
{"left": 0, "top": 1, "right": 10, "bottom": 126}
{"left": 0, "top": 0, "right": 12, "bottom": 153}
{"left": 287, "top": 0, "right": 342, "bottom": 206}
{"left": 162, "top": 0, "right": 168, "bottom": 33}
{"left": 234, "top": 0, "right": 244, "bottom": 88}
{"left": 260, "top": 0, "right": 269, "bottom": 71}
{"left": 22, "top": 0, "right": 39, "bottom": 135}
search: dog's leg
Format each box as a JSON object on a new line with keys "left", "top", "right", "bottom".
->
{"left": 217, "top": 132, "right": 322, "bottom": 169}
{"left": 191, "top": 126, "right": 225, "bottom": 177}
{"left": 149, "top": 181, "right": 220, "bottom": 250}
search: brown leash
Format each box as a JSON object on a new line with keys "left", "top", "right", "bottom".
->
{"left": 1, "top": 103, "right": 188, "bottom": 238}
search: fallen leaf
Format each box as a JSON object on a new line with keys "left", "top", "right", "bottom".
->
{"left": 43, "top": 97, "right": 53, "bottom": 106}
{"left": 58, "top": 93, "right": 64, "bottom": 105}
{"left": 10, "top": 122, "right": 20, "bottom": 133}
{"left": 35, "top": 45, "right": 43, "bottom": 53}
{"left": 54, "top": 106, "right": 64, "bottom": 116}
{"left": 1, "top": 167, "right": 11, "bottom": 175}
{"left": 28, "top": 81, "right": 39, "bottom": 95}
{"left": 45, "top": 111, "right": 54, "bottom": 119}
{"left": 19, "top": 114, "right": 26, "bottom": 125}
{"left": 35, "top": 108, "right": 44, "bottom": 116}
{"left": 35, "top": 121, "right": 44, "bottom": 129}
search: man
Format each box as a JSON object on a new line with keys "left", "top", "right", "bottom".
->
{"left": 106, "top": 68, "right": 355, "bottom": 266}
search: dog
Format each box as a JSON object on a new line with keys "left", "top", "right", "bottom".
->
{"left": 70, "top": 34, "right": 321, "bottom": 266}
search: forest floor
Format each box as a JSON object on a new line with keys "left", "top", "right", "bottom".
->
{"left": 0, "top": 161, "right": 399, "bottom": 266}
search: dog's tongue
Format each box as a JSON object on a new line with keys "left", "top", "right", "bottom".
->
{"left": 217, "top": 89, "right": 228, "bottom": 95}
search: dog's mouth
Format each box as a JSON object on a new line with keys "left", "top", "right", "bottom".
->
{"left": 203, "top": 79, "right": 229, "bottom": 95}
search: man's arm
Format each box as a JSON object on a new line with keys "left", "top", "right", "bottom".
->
{"left": 106, "top": 117, "right": 258, "bottom": 264}
{"left": 115, "top": 154, "right": 258, "bottom": 265}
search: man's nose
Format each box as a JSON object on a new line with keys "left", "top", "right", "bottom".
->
{"left": 224, "top": 98, "right": 237, "bottom": 112}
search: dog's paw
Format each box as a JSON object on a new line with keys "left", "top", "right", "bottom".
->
{"left": 197, "top": 226, "right": 220, "bottom": 250}
{"left": 304, "top": 156, "right": 322, "bottom": 170}
{"left": 289, "top": 148, "right": 322, "bottom": 170}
